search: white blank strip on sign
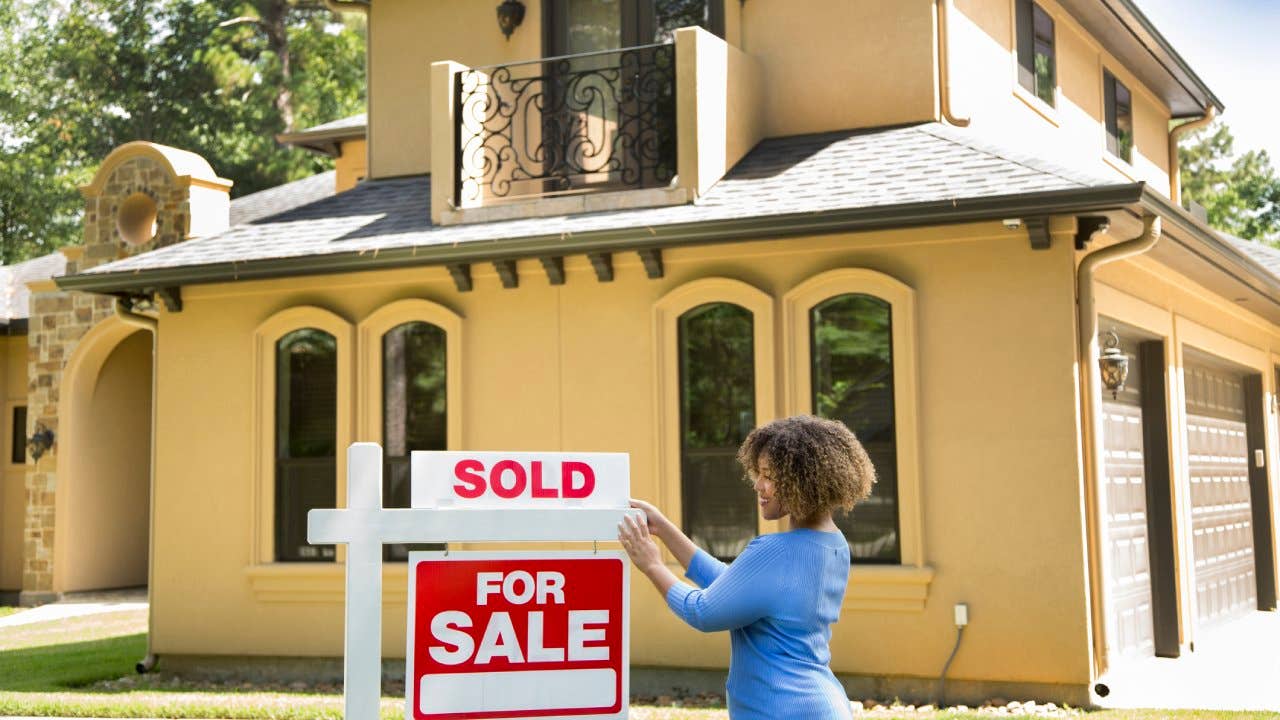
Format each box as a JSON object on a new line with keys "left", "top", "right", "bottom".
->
{"left": 419, "top": 668, "right": 617, "bottom": 714}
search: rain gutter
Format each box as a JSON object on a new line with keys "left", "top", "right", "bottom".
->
{"left": 56, "top": 183, "right": 1145, "bottom": 294}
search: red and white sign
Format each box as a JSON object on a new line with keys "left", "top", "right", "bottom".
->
{"left": 407, "top": 551, "right": 629, "bottom": 720}
{"left": 411, "top": 452, "right": 629, "bottom": 509}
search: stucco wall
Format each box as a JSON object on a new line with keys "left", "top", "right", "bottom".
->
{"left": 148, "top": 221, "right": 1093, "bottom": 689}
{"left": 59, "top": 329, "right": 151, "bottom": 592}
{"left": 951, "top": 0, "right": 1173, "bottom": 194}
{"left": 335, "top": 139, "right": 367, "bottom": 193}
{"left": 0, "top": 335, "right": 25, "bottom": 591}
{"left": 367, "top": 0, "right": 934, "bottom": 179}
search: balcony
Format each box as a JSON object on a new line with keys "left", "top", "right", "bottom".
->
{"left": 431, "top": 27, "right": 764, "bottom": 226}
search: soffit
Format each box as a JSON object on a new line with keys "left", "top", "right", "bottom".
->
{"left": 1054, "top": 0, "right": 1223, "bottom": 117}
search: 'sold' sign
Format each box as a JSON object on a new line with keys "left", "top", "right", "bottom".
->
{"left": 411, "top": 452, "right": 629, "bottom": 509}
{"left": 407, "top": 551, "right": 629, "bottom": 720}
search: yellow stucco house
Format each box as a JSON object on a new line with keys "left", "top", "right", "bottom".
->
{"left": 6, "top": 0, "right": 1279, "bottom": 707}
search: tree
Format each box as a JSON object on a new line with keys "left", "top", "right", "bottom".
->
{"left": 0, "top": 0, "right": 365, "bottom": 263}
{"left": 1179, "top": 121, "right": 1280, "bottom": 243}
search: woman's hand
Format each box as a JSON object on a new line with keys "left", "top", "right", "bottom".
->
{"left": 617, "top": 513, "right": 664, "bottom": 575}
{"left": 629, "top": 498, "right": 674, "bottom": 542}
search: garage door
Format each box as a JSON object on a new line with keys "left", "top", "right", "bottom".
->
{"left": 1184, "top": 362, "right": 1257, "bottom": 628}
{"left": 1101, "top": 341, "right": 1155, "bottom": 659}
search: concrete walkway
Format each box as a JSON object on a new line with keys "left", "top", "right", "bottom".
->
{"left": 1096, "top": 610, "right": 1280, "bottom": 711}
{"left": 0, "top": 587, "right": 147, "bottom": 628}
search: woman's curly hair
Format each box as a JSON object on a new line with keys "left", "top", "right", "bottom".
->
{"left": 737, "top": 415, "right": 876, "bottom": 523}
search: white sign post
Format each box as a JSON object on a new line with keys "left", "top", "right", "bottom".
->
{"left": 308, "top": 443, "right": 638, "bottom": 720}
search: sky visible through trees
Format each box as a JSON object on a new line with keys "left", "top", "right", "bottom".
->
{"left": 0, "top": 0, "right": 365, "bottom": 264}
{"left": 0, "top": 3, "right": 1277, "bottom": 266}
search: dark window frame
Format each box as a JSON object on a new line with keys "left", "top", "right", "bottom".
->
{"left": 382, "top": 320, "right": 449, "bottom": 561}
{"left": 1015, "top": 0, "right": 1057, "bottom": 107}
{"left": 1104, "top": 69, "right": 1134, "bottom": 163}
{"left": 677, "top": 301, "right": 757, "bottom": 563}
{"left": 11, "top": 405, "right": 26, "bottom": 465}
{"left": 274, "top": 327, "right": 338, "bottom": 563}
{"left": 809, "top": 293, "right": 901, "bottom": 565}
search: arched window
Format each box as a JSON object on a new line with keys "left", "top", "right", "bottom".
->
{"left": 655, "top": 277, "right": 776, "bottom": 563}
{"left": 784, "top": 269, "right": 925, "bottom": 580}
{"left": 679, "top": 302, "right": 757, "bottom": 561}
{"left": 275, "top": 328, "right": 338, "bottom": 562}
{"left": 383, "top": 321, "right": 448, "bottom": 560}
{"left": 810, "top": 294, "right": 899, "bottom": 563}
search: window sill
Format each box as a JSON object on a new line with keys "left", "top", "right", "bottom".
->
{"left": 1012, "top": 86, "right": 1060, "bottom": 128}
{"left": 1101, "top": 152, "right": 1137, "bottom": 181}
{"left": 843, "top": 565, "right": 935, "bottom": 613}
{"left": 244, "top": 563, "right": 409, "bottom": 604}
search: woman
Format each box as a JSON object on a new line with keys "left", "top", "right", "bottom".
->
{"left": 617, "top": 415, "right": 874, "bottom": 720}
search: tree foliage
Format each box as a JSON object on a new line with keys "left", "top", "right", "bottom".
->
{"left": 0, "top": 0, "right": 365, "bottom": 264}
{"left": 1179, "top": 121, "right": 1280, "bottom": 244}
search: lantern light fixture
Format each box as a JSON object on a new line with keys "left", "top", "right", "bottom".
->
{"left": 1098, "top": 330, "right": 1129, "bottom": 399}
{"left": 28, "top": 422, "right": 54, "bottom": 462}
{"left": 497, "top": 0, "right": 525, "bottom": 40}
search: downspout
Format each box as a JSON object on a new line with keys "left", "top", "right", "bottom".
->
{"left": 935, "top": 0, "right": 971, "bottom": 127}
{"left": 1168, "top": 106, "right": 1215, "bottom": 206}
{"left": 1076, "top": 213, "right": 1162, "bottom": 681}
{"left": 114, "top": 297, "right": 160, "bottom": 674}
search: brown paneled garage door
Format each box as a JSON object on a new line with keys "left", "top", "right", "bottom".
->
{"left": 1101, "top": 338, "right": 1155, "bottom": 659}
{"left": 1183, "top": 361, "right": 1257, "bottom": 628}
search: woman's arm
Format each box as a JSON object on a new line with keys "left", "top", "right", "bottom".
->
{"left": 619, "top": 516, "right": 775, "bottom": 633}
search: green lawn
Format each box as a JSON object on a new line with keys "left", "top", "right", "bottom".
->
{"left": 0, "top": 605, "right": 22, "bottom": 618}
{"left": 1, "top": 609, "right": 1276, "bottom": 719}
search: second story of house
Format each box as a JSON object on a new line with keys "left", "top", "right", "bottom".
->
{"left": 353, "top": 0, "right": 1219, "bottom": 217}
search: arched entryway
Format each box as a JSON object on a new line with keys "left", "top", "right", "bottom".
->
{"left": 53, "top": 318, "right": 153, "bottom": 593}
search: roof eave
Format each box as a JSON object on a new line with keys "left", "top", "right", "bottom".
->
{"left": 56, "top": 183, "right": 1145, "bottom": 295}
{"left": 1103, "top": 0, "right": 1225, "bottom": 115}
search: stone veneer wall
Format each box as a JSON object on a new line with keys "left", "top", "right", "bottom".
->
{"left": 20, "top": 154, "right": 189, "bottom": 602}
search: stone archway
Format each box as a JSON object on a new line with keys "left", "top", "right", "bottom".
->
{"left": 52, "top": 318, "right": 153, "bottom": 593}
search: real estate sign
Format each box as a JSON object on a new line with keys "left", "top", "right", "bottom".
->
{"left": 407, "top": 551, "right": 629, "bottom": 720}
{"left": 308, "top": 445, "right": 636, "bottom": 720}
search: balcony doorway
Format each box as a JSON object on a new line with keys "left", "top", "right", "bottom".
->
{"left": 543, "top": 0, "right": 723, "bottom": 56}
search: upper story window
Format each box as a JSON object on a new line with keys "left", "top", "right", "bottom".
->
{"left": 383, "top": 321, "right": 447, "bottom": 561}
{"left": 546, "top": 0, "right": 723, "bottom": 55}
{"left": 1104, "top": 70, "right": 1134, "bottom": 163}
{"left": 1015, "top": 0, "right": 1056, "bottom": 107}
{"left": 275, "top": 328, "right": 338, "bottom": 562}
{"left": 679, "top": 302, "right": 757, "bottom": 561}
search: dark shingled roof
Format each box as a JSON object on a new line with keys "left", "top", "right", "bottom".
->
{"left": 229, "top": 170, "right": 337, "bottom": 226}
{"left": 1222, "top": 233, "right": 1280, "bottom": 276}
{"left": 82, "top": 123, "right": 1121, "bottom": 278}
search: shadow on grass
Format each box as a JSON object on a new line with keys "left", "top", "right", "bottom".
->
{"left": 0, "top": 633, "right": 146, "bottom": 692}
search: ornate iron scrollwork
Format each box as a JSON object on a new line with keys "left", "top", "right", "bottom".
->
{"left": 455, "top": 43, "right": 677, "bottom": 206}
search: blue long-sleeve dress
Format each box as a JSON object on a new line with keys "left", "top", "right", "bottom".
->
{"left": 665, "top": 528, "right": 855, "bottom": 720}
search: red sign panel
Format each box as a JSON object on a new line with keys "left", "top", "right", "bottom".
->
{"left": 408, "top": 552, "right": 629, "bottom": 720}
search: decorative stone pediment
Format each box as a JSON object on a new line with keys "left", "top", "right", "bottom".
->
{"left": 78, "top": 142, "right": 232, "bottom": 273}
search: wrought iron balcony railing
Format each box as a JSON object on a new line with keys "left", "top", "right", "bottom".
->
{"left": 454, "top": 43, "right": 677, "bottom": 208}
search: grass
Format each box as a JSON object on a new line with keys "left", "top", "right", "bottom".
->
{"left": 0, "top": 609, "right": 1277, "bottom": 719}
{"left": 0, "top": 605, "right": 22, "bottom": 618}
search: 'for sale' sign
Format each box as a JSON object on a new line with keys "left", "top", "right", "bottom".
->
{"left": 407, "top": 551, "right": 629, "bottom": 720}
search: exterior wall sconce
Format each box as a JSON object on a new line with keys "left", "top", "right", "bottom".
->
{"left": 28, "top": 422, "right": 55, "bottom": 461}
{"left": 1098, "top": 330, "right": 1129, "bottom": 399}
{"left": 497, "top": 0, "right": 525, "bottom": 39}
